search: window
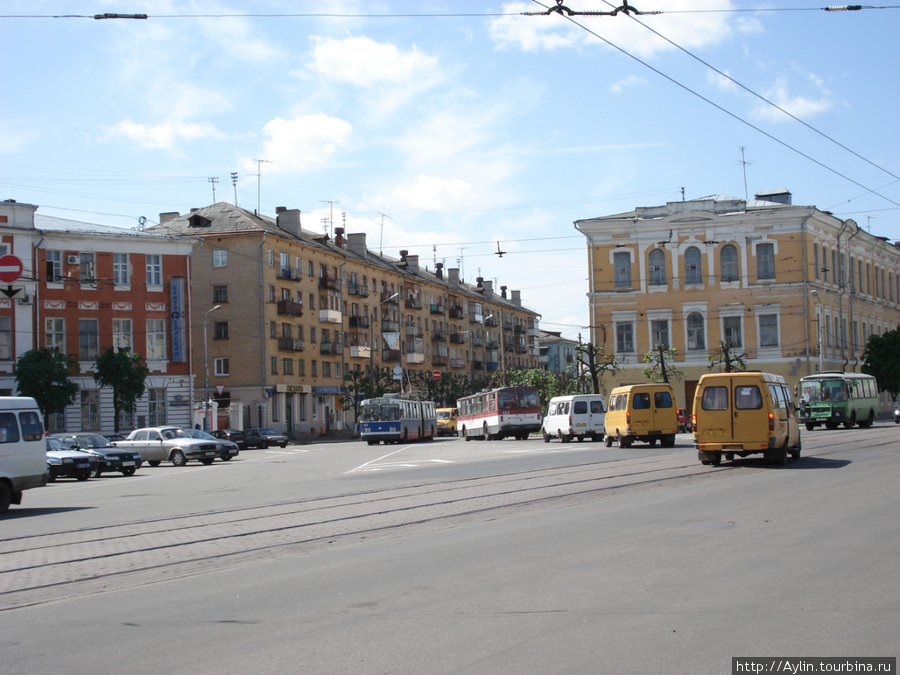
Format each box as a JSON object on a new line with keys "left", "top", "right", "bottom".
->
{"left": 759, "top": 314, "right": 779, "bottom": 347}
{"left": 46, "top": 250, "right": 63, "bottom": 282}
{"left": 0, "top": 413, "right": 21, "bottom": 442}
{"left": 214, "top": 358, "right": 230, "bottom": 376}
{"left": 146, "top": 319, "right": 166, "bottom": 360}
{"left": 616, "top": 323, "right": 634, "bottom": 353}
{"left": 45, "top": 318, "right": 65, "bottom": 351}
{"left": 687, "top": 312, "right": 705, "bottom": 350}
{"left": 735, "top": 385, "right": 763, "bottom": 410}
{"left": 148, "top": 388, "right": 167, "bottom": 426}
{"left": 144, "top": 254, "right": 162, "bottom": 286}
{"left": 80, "top": 252, "right": 96, "bottom": 283}
{"left": 323, "top": 361, "right": 331, "bottom": 378}
{"left": 283, "top": 358, "right": 293, "bottom": 375}
{"left": 648, "top": 249, "right": 666, "bottom": 286}
{"left": 702, "top": 386, "right": 728, "bottom": 410}
{"left": 813, "top": 244, "right": 820, "bottom": 280}
{"left": 654, "top": 391, "right": 673, "bottom": 408}
{"left": 684, "top": 247, "right": 702, "bottom": 284}
{"left": 614, "top": 251, "right": 631, "bottom": 289}
{"left": 756, "top": 243, "right": 775, "bottom": 279}
{"left": 651, "top": 319, "right": 669, "bottom": 348}
{"left": 113, "top": 253, "right": 129, "bottom": 285}
{"left": 723, "top": 316, "right": 742, "bottom": 348}
{"left": 112, "top": 318, "right": 133, "bottom": 350}
{"left": 311, "top": 360, "right": 318, "bottom": 377}
{"left": 0, "top": 317, "right": 10, "bottom": 360}
{"left": 81, "top": 389, "right": 100, "bottom": 430}
{"left": 720, "top": 245, "right": 738, "bottom": 282}
{"left": 79, "top": 319, "right": 100, "bottom": 360}
{"left": 213, "top": 322, "right": 229, "bottom": 340}
{"left": 212, "top": 250, "right": 228, "bottom": 268}
{"left": 271, "top": 357, "right": 278, "bottom": 374}
{"left": 213, "top": 285, "right": 228, "bottom": 303}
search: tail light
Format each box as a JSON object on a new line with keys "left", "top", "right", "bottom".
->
{"left": 626, "top": 411, "right": 630, "bottom": 425}
{"left": 691, "top": 413, "right": 696, "bottom": 427}
{"left": 768, "top": 412, "right": 774, "bottom": 431}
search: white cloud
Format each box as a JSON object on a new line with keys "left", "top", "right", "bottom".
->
{"left": 750, "top": 75, "right": 833, "bottom": 123}
{"left": 253, "top": 114, "right": 354, "bottom": 173}
{"left": 104, "top": 119, "right": 225, "bottom": 150}
{"left": 309, "top": 36, "right": 439, "bottom": 87}
{"left": 610, "top": 75, "right": 649, "bottom": 93}
{"left": 706, "top": 69, "right": 739, "bottom": 93}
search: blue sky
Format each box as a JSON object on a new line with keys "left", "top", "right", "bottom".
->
{"left": 2, "top": 0, "right": 898, "bottom": 341}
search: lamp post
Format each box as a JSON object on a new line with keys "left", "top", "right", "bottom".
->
{"left": 203, "top": 304, "right": 222, "bottom": 431}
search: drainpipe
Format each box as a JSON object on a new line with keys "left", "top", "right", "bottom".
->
{"left": 188, "top": 237, "right": 204, "bottom": 420}
{"left": 799, "top": 210, "right": 814, "bottom": 376}
{"left": 847, "top": 220, "right": 861, "bottom": 370}
{"left": 259, "top": 231, "right": 268, "bottom": 425}
{"left": 836, "top": 219, "right": 850, "bottom": 371}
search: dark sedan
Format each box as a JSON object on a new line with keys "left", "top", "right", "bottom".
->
{"left": 52, "top": 433, "right": 143, "bottom": 477}
{"left": 211, "top": 428, "right": 247, "bottom": 449}
{"left": 183, "top": 428, "right": 240, "bottom": 461}
{"left": 46, "top": 438, "right": 98, "bottom": 482}
{"left": 244, "top": 428, "right": 289, "bottom": 449}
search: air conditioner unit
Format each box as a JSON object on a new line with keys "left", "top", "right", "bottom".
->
{"left": 18, "top": 294, "right": 31, "bottom": 305}
{"left": 67, "top": 255, "right": 80, "bottom": 265}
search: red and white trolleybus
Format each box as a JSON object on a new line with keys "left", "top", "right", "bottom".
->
{"left": 457, "top": 386, "right": 542, "bottom": 441}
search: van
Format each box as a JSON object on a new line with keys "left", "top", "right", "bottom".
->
{"left": 0, "top": 397, "right": 48, "bottom": 514}
{"left": 436, "top": 408, "right": 458, "bottom": 437}
{"left": 604, "top": 383, "right": 678, "bottom": 448}
{"left": 693, "top": 372, "right": 801, "bottom": 466}
{"left": 542, "top": 394, "right": 607, "bottom": 443}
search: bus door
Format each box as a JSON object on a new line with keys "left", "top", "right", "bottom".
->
{"left": 732, "top": 381, "right": 768, "bottom": 447}
{"left": 697, "top": 380, "right": 733, "bottom": 442}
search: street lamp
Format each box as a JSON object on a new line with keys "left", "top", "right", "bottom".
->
{"left": 203, "top": 304, "right": 222, "bottom": 431}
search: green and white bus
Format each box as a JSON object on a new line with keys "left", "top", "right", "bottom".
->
{"left": 798, "top": 372, "right": 879, "bottom": 431}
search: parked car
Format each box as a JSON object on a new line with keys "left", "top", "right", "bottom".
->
{"left": 244, "top": 428, "right": 289, "bottom": 449}
{"left": 183, "top": 428, "right": 239, "bottom": 461}
{"left": 676, "top": 408, "right": 693, "bottom": 433}
{"left": 46, "top": 437, "right": 98, "bottom": 482}
{"left": 211, "top": 428, "right": 247, "bottom": 449}
{"left": 112, "top": 427, "right": 220, "bottom": 466}
{"left": 52, "top": 433, "right": 143, "bottom": 477}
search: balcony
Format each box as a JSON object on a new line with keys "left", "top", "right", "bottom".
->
{"left": 450, "top": 333, "right": 465, "bottom": 344}
{"left": 431, "top": 330, "right": 446, "bottom": 342}
{"left": 320, "top": 342, "right": 344, "bottom": 355}
{"left": 430, "top": 303, "right": 444, "bottom": 315}
{"left": 347, "top": 284, "right": 369, "bottom": 297}
{"left": 450, "top": 358, "right": 466, "bottom": 369}
{"left": 382, "top": 349, "right": 401, "bottom": 362}
{"left": 404, "top": 325, "right": 421, "bottom": 337}
{"left": 487, "top": 361, "right": 499, "bottom": 371}
{"left": 473, "top": 360, "right": 484, "bottom": 370}
{"left": 349, "top": 315, "right": 370, "bottom": 328}
{"left": 318, "top": 276, "right": 342, "bottom": 291}
{"left": 484, "top": 316, "right": 498, "bottom": 327}
{"left": 468, "top": 312, "right": 481, "bottom": 324}
{"left": 405, "top": 297, "right": 422, "bottom": 310}
{"left": 277, "top": 299, "right": 304, "bottom": 316}
{"left": 350, "top": 345, "right": 371, "bottom": 359}
{"left": 278, "top": 337, "right": 304, "bottom": 352}
{"left": 382, "top": 320, "right": 400, "bottom": 332}
{"left": 472, "top": 336, "right": 484, "bottom": 347}
{"left": 448, "top": 306, "right": 464, "bottom": 319}
{"left": 514, "top": 324, "right": 525, "bottom": 334}
{"left": 406, "top": 352, "right": 425, "bottom": 364}
{"left": 432, "top": 355, "right": 448, "bottom": 366}
{"left": 381, "top": 292, "right": 400, "bottom": 305}
{"left": 318, "top": 309, "right": 342, "bottom": 324}
{"left": 277, "top": 267, "right": 302, "bottom": 281}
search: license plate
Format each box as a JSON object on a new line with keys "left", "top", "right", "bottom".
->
{"left": 122, "top": 461, "right": 134, "bottom": 466}
{"left": 705, "top": 429, "right": 725, "bottom": 436}
{"left": 77, "top": 463, "right": 90, "bottom": 469}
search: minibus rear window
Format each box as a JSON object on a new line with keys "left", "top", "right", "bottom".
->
{"left": 701, "top": 387, "right": 728, "bottom": 411}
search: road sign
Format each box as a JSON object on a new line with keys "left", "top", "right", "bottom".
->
{"left": 432, "top": 370, "right": 441, "bottom": 380}
{"left": 0, "top": 255, "right": 23, "bottom": 283}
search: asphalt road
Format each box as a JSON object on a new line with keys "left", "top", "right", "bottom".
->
{"left": 1, "top": 427, "right": 897, "bottom": 674}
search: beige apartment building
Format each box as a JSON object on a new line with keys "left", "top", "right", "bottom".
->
{"left": 151, "top": 203, "right": 540, "bottom": 435}
{"left": 575, "top": 190, "right": 900, "bottom": 411}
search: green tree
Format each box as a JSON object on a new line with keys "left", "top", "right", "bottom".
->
{"left": 575, "top": 342, "right": 621, "bottom": 394}
{"left": 707, "top": 340, "right": 748, "bottom": 373}
{"left": 642, "top": 344, "right": 683, "bottom": 384}
{"left": 14, "top": 347, "right": 80, "bottom": 423}
{"left": 93, "top": 347, "right": 149, "bottom": 433}
{"left": 862, "top": 328, "right": 900, "bottom": 402}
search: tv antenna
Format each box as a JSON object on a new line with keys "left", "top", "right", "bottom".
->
{"left": 252, "top": 159, "right": 272, "bottom": 215}
{"left": 738, "top": 147, "right": 754, "bottom": 200}
{"left": 378, "top": 213, "right": 391, "bottom": 256}
{"left": 208, "top": 176, "right": 218, "bottom": 203}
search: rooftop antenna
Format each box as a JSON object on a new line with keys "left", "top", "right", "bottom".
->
{"left": 866, "top": 215, "right": 876, "bottom": 232}
{"left": 252, "top": 159, "right": 272, "bottom": 215}
{"left": 738, "top": 146, "right": 754, "bottom": 200}
{"left": 680, "top": 186, "right": 685, "bottom": 201}
{"left": 208, "top": 176, "right": 218, "bottom": 203}
{"left": 230, "top": 172, "right": 238, "bottom": 206}
{"left": 378, "top": 213, "right": 391, "bottom": 256}
{"left": 320, "top": 200, "right": 338, "bottom": 238}
{"left": 458, "top": 247, "right": 468, "bottom": 283}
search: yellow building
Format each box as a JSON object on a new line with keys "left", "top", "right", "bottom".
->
{"left": 575, "top": 191, "right": 900, "bottom": 411}
{"left": 151, "top": 203, "right": 540, "bottom": 434}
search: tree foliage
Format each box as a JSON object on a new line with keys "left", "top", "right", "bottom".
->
{"left": 575, "top": 342, "right": 621, "bottom": 394}
{"left": 707, "top": 340, "right": 749, "bottom": 373}
{"left": 642, "top": 344, "right": 683, "bottom": 383}
{"left": 93, "top": 347, "right": 149, "bottom": 433}
{"left": 14, "top": 347, "right": 80, "bottom": 423}
{"left": 862, "top": 328, "right": 900, "bottom": 401}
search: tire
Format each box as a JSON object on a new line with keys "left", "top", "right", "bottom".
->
{"left": 48, "top": 472, "right": 57, "bottom": 483}
{"left": 148, "top": 460, "right": 161, "bottom": 467}
{"left": 618, "top": 431, "right": 632, "bottom": 448}
{"left": 76, "top": 473, "right": 90, "bottom": 481}
{"left": 260, "top": 441, "right": 269, "bottom": 449}
{"left": 805, "top": 422, "right": 815, "bottom": 431}
{"left": 790, "top": 438, "right": 801, "bottom": 460}
{"left": 576, "top": 435, "right": 584, "bottom": 442}
{"left": 662, "top": 434, "right": 676, "bottom": 448}
{"left": 367, "top": 440, "right": 377, "bottom": 445}
{"left": 221, "top": 455, "right": 232, "bottom": 461}
{"left": 859, "top": 410, "right": 874, "bottom": 429}
{"left": 93, "top": 467, "right": 103, "bottom": 478}
{"left": 463, "top": 427, "right": 471, "bottom": 442}
{"left": 604, "top": 434, "right": 613, "bottom": 447}
{"left": 559, "top": 430, "right": 570, "bottom": 444}
{"left": 170, "top": 450, "right": 187, "bottom": 467}
{"left": 708, "top": 453, "right": 721, "bottom": 466}
{"left": 766, "top": 446, "right": 788, "bottom": 466}
{"left": 825, "top": 421, "right": 838, "bottom": 430}
{"left": 542, "top": 430, "right": 551, "bottom": 443}
{"left": 0, "top": 482, "right": 12, "bottom": 514}
{"left": 121, "top": 467, "right": 136, "bottom": 476}
{"left": 200, "top": 458, "right": 215, "bottom": 465}
{"left": 648, "top": 438, "right": 657, "bottom": 447}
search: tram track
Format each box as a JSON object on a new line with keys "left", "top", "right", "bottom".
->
{"left": 0, "top": 438, "right": 869, "bottom": 611}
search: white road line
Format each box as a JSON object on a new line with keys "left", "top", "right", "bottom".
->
{"left": 345, "top": 445, "right": 415, "bottom": 474}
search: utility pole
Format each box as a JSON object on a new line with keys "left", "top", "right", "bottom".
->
{"left": 252, "top": 159, "right": 272, "bottom": 215}
{"left": 208, "top": 176, "right": 218, "bottom": 203}
{"left": 231, "top": 172, "right": 239, "bottom": 206}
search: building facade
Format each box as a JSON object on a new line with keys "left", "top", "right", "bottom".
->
{"left": 575, "top": 191, "right": 900, "bottom": 410}
{"left": 150, "top": 203, "right": 541, "bottom": 435}
{"left": 537, "top": 330, "right": 580, "bottom": 375}
{"left": 0, "top": 199, "right": 199, "bottom": 434}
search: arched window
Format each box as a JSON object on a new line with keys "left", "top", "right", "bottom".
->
{"left": 720, "top": 244, "right": 738, "bottom": 282}
{"left": 687, "top": 312, "right": 705, "bottom": 350}
{"left": 684, "top": 247, "right": 702, "bottom": 284}
{"left": 648, "top": 249, "right": 666, "bottom": 286}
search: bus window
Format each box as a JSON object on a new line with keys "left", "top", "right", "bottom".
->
{"left": 735, "top": 386, "right": 762, "bottom": 410}
{"left": 701, "top": 387, "right": 728, "bottom": 411}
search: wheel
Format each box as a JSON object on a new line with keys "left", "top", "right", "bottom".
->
{"left": 559, "top": 430, "right": 570, "bottom": 444}
{"left": 367, "top": 440, "right": 377, "bottom": 445}
{"left": 261, "top": 441, "right": 269, "bottom": 449}
{"left": 48, "top": 472, "right": 56, "bottom": 483}
{"left": 121, "top": 467, "right": 136, "bottom": 476}
{"left": 859, "top": 410, "right": 874, "bottom": 429}
{"left": 708, "top": 453, "right": 721, "bottom": 466}
{"left": 825, "top": 421, "right": 838, "bottom": 430}
{"left": 604, "top": 434, "right": 613, "bottom": 447}
{"left": 576, "top": 435, "right": 584, "bottom": 442}
{"left": 805, "top": 422, "right": 815, "bottom": 431}
{"left": 462, "top": 426, "right": 471, "bottom": 441}
{"left": 542, "top": 430, "right": 551, "bottom": 443}
{"left": 221, "top": 455, "right": 232, "bottom": 461}
{"left": 662, "top": 434, "right": 676, "bottom": 448}
{"left": 0, "top": 482, "right": 12, "bottom": 514}
{"left": 618, "top": 431, "right": 632, "bottom": 448}
{"left": 724, "top": 453, "right": 734, "bottom": 461}
{"left": 148, "top": 460, "right": 161, "bottom": 467}
{"left": 766, "top": 446, "right": 788, "bottom": 466}
{"left": 790, "top": 439, "right": 801, "bottom": 460}
{"left": 200, "top": 458, "right": 215, "bottom": 465}
{"left": 170, "top": 450, "right": 187, "bottom": 466}
{"left": 76, "top": 473, "right": 90, "bottom": 481}
{"left": 648, "top": 438, "right": 657, "bottom": 447}
{"left": 93, "top": 467, "right": 103, "bottom": 478}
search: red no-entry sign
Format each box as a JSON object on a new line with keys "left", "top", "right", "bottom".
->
{"left": 0, "top": 255, "right": 23, "bottom": 283}
{"left": 432, "top": 370, "right": 441, "bottom": 380}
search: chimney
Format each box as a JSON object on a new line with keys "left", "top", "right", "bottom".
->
{"left": 407, "top": 255, "right": 419, "bottom": 273}
{"left": 500, "top": 285, "right": 507, "bottom": 299}
{"left": 334, "top": 227, "right": 345, "bottom": 248}
{"left": 399, "top": 250, "right": 408, "bottom": 262}
{"left": 275, "top": 206, "right": 287, "bottom": 215}
{"left": 476, "top": 276, "right": 483, "bottom": 288}
{"left": 277, "top": 209, "right": 302, "bottom": 238}
{"left": 435, "top": 262, "right": 443, "bottom": 280}
{"left": 754, "top": 189, "right": 792, "bottom": 205}
{"left": 482, "top": 280, "right": 493, "bottom": 297}
{"left": 347, "top": 232, "right": 368, "bottom": 259}
{"left": 448, "top": 268, "right": 460, "bottom": 285}
{"left": 159, "top": 211, "right": 180, "bottom": 224}
{"left": 511, "top": 290, "right": 521, "bottom": 306}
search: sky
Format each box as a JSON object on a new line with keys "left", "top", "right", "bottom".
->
{"left": 2, "top": 0, "right": 898, "bottom": 342}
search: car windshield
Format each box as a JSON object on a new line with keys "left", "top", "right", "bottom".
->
{"left": 192, "top": 430, "right": 215, "bottom": 440}
{"left": 258, "top": 428, "right": 276, "bottom": 434}
{"left": 162, "top": 429, "right": 188, "bottom": 440}
{"left": 80, "top": 435, "right": 113, "bottom": 448}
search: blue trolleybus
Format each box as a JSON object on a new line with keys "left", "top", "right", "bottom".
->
{"left": 358, "top": 397, "right": 438, "bottom": 445}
